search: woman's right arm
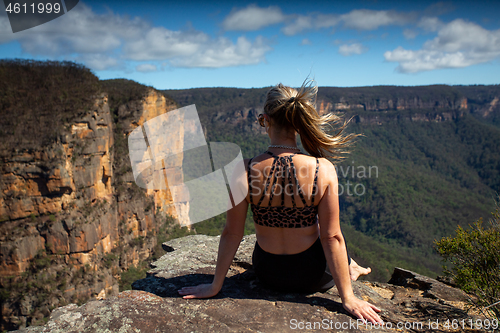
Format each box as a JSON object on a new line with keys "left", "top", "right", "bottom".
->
{"left": 317, "top": 159, "right": 383, "bottom": 325}
{"left": 178, "top": 158, "right": 249, "bottom": 299}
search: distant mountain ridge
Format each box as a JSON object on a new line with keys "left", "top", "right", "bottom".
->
{"left": 163, "top": 84, "right": 500, "bottom": 127}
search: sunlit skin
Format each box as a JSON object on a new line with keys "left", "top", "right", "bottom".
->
{"left": 178, "top": 113, "right": 382, "bottom": 325}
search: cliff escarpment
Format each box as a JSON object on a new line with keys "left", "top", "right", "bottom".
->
{"left": 0, "top": 61, "right": 185, "bottom": 331}
{"left": 317, "top": 85, "right": 469, "bottom": 113}
{"left": 164, "top": 84, "right": 500, "bottom": 129}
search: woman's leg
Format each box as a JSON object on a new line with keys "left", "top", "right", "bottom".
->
{"left": 349, "top": 259, "right": 372, "bottom": 281}
{"left": 341, "top": 230, "right": 371, "bottom": 281}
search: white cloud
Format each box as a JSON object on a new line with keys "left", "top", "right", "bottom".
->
{"left": 338, "top": 43, "right": 368, "bottom": 56}
{"left": 301, "top": 38, "right": 312, "bottom": 45}
{"left": 340, "top": 9, "right": 413, "bottom": 30}
{"left": 136, "top": 64, "right": 158, "bottom": 72}
{"left": 384, "top": 19, "right": 500, "bottom": 73}
{"left": 78, "top": 54, "right": 120, "bottom": 71}
{"left": 0, "top": 3, "right": 271, "bottom": 70}
{"left": 417, "top": 17, "right": 443, "bottom": 32}
{"left": 218, "top": 6, "right": 429, "bottom": 38}
{"left": 172, "top": 36, "right": 270, "bottom": 68}
{"left": 315, "top": 14, "right": 340, "bottom": 29}
{"left": 403, "top": 29, "right": 418, "bottom": 39}
{"left": 222, "top": 5, "right": 285, "bottom": 31}
{"left": 384, "top": 47, "right": 474, "bottom": 72}
{"left": 280, "top": 9, "right": 411, "bottom": 36}
{"left": 124, "top": 29, "right": 270, "bottom": 68}
{"left": 281, "top": 15, "right": 312, "bottom": 36}
{"left": 282, "top": 14, "right": 340, "bottom": 35}
{"left": 124, "top": 28, "right": 209, "bottom": 60}
{"left": 3, "top": 4, "right": 146, "bottom": 55}
{"left": 425, "top": 19, "right": 498, "bottom": 53}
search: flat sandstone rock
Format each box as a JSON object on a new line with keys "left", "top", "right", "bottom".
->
{"left": 14, "top": 234, "right": 485, "bottom": 333}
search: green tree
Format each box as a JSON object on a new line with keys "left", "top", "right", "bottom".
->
{"left": 435, "top": 201, "right": 500, "bottom": 319}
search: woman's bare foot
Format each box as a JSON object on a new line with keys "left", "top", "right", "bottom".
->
{"left": 349, "top": 259, "right": 371, "bottom": 281}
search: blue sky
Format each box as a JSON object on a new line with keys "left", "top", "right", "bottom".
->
{"left": 1, "top": 0, "right": 499, "bottom": 89}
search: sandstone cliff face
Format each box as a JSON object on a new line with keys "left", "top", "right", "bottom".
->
{"left": 317, "top": 86, "right": 472, "bottom": 114}
{"left": 11, "top": 234, "right": 489, "bottom": 333}
{"left": 315, "top": 89, "right": 500, "bottom": 125}
{"left": 0, "top": 93, "right": 115, "bottom": 276}
{"left": 210, "top": 94, "right": 491, "bottom": 130}
{"left": 112, "top": 88, "right": 188, "bottom": 251}
{"left": 0, "top": 87, "right": 186, "bottom": 331}
{"left": 312, "top": 97, "right": 471, "bottom": 125}
{"left": 316, "top": 96, "right": 470, "bottom": 124}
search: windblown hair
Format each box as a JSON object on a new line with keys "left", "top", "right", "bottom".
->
{"left": 263, "top": 79, "right": 359, "bottom": 159}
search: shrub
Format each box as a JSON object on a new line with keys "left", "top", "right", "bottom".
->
{"left": 0, "top": 289, "right": 10, "bottom": 302}
{"left": 129, "top": 236, "right": 145, "bottom": 247}
{"left": 103, "top": 253, "right": 117, "bottom": 269}
{"left": 435, "top": 202, "right": 500, "bottom": 319}
{"left": 32, "top": 249, "right": 51, "bottom": 271}
{"left": 119, "top": 263, "right": 148, "bottom": 291}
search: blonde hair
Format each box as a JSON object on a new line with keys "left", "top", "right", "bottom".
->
{"left": 263, "top": 79, "right": 359, "bottom": 159}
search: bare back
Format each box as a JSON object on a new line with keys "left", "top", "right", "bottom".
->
{"left": 245, "top": 151, "right": 330, "bottom": 254}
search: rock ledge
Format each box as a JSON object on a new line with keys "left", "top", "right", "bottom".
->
{"left": 14, "top": 234, "right": 484, "bottom": 333}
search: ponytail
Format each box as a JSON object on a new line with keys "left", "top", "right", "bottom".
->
{"left": 264, "top": 79, "right": 359, "bottom": 159}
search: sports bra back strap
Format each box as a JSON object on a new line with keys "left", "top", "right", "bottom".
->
{"left": 247, "top": 158, "right": 254, "bottom": 204}
{"left": 280, "top": 157, "right": 288, "bottom": 206}
{"left": 310, "top": 157, "right": 319, "bottom": 204}
{"left": 268, "top": 156, "right": 285, "bottom": 205}
{"left": 257, "top": 157, "right": 277, "bottom": 206}
{"left": 286, "top": 156, "right": 297, "bottom": 208}
{"left": 290, "top": 158, "right": 308, "bottom": 206}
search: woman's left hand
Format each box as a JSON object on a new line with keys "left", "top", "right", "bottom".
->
{"left": 342, "top": 296, "right": 383, "bottom": 325}
{"left": 178, "top": 283, "right": 220, "bottom": 299}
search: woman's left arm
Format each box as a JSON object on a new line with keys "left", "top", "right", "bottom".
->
{"left": 178, "top": 160, "right": 249, "bottom": 299}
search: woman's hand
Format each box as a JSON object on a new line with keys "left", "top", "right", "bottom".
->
{"left": 342, "top": 296, "right": 383, "bottom": 325}
{"left": 178, "top": 283, "right": 220, "bottom": 299}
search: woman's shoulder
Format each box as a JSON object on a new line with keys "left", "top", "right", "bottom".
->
{"left": 243, "top": 155, "right": 263, "bottom": 171}
{"left": 243, "top": 152, "right": 272, "bottom": 166}
{"left": 295, "top": 154, "right": 334, "bottom": 167}
{"left": 315, "top": 157, "right": 337, "bottom": 177}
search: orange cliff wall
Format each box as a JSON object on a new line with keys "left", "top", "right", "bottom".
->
{"left": 0, "top": 88, "right": 190, "bottom": 330}
{"left": 0, "top": 93, "right": 116, "bottom": 276}
{"left": 133, "top": 90, "right": 190, "bottom": 227}
{"left": 0, "top": 89, "right": 187, "bottom": 301}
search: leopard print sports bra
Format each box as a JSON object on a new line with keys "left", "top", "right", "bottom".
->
{"left": 247, "top": 151, "right": 319, "bottom": 228}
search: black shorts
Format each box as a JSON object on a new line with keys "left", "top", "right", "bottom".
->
{"left": 252, "top": 238, "right": 338, "bottom": 293}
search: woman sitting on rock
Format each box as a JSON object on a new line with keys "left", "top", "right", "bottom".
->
{"left": 178, "top": 80, "right": 382, "bottom": 325}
